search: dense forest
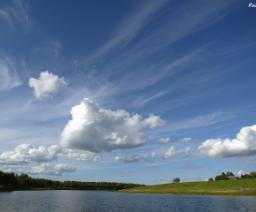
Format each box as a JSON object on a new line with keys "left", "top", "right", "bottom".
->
{"left": 0, "top": 171, "right": 143, "bottom": 191}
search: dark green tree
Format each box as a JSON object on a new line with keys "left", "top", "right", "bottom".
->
{"left": 173, "top": 177, "right": 180, "bottom": 183}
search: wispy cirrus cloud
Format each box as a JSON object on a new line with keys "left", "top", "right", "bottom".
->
{"left": 0, "top": 8, "right": 12, "bottom": 26}
{"left": 166, "top": 111, "right": 228, "bottom": 132}
{"left": 0, "top": 0, "right": 30, "bottom": 28}
{"left": 97, "top": 0, "right": 240, "bottom": 73}
{"left": 33, "top": 40, "right": 62, "bottom": 60}
{"left": 90, "top": 0, "right": 168, "bottom": 60}
{"left": 131, "top": 91, "right": 167, "bottom": 108}
{"left": 0, "top": 53, "right": 22, "bottom": 90}
{"left": 140, "top": 0, "right": 240, "bottom": 52}
{"left": 106, "top": 47, "right": 203, "bottom": 96}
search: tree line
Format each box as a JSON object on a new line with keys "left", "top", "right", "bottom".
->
{"left": 0, "top": 171, "right": 143, "bottom": 191}
{"left": 212, "top": 171, "right": 256, "bottom": 181}
{"left": 172, "top": 171, "right": 256, "bottom": 183}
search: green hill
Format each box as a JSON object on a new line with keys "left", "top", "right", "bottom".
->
{"left": 121, "top": 179, "right": 256, "bottom": 195}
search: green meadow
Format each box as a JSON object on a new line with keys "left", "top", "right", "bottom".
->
{"left": 121, "top": 179, "right": 256, "bottom": 196}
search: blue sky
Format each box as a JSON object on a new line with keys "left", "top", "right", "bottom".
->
{"left": 0, "top": 0, "right": 256, "bottom": 184}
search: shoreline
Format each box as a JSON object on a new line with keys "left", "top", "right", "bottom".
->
{"left": 0, "top": 188, "right": 120, "bottom": 192}
{"left": 120, "top": 190, "right": 256, "bottom": 196}
{"left": 1, "top": 188, "right": 256, "bottom": 196}
{"left": 1, "top": 176, "right": 256, "bottom": 196}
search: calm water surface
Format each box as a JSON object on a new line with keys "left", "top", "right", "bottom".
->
{"left": 0, "top": 190, "right": 255, "bottom": 212}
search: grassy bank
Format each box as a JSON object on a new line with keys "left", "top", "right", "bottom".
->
{"left": 121, "top": 179, "right": 256, "bottom": 196}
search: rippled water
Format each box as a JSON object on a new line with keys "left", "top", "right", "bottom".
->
{"left": 0, "top": 190, "right": 255, "bottom": 212}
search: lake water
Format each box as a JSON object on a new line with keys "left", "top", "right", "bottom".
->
{"left": 0, "top": 190, "right": 255, "bottom": 212}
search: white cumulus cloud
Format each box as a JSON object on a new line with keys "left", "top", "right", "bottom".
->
{"left": 60, "top": 99, "right": 165, "bottom": 153}
{"left": 115, "top": 146, "right": 177, "bottom": 163}
{"left": 0, "top": 144, "right": 98, "bottom": 175}
{"left": 0, "top": 144, "right": 61, "bottom": 164}
{"left": 199, "top": 124, "right": 256, "bottom": 158}
{"left": 2, "top": 163, "right": 76, "bottom": 176}
{"left": 29, "top": 71, "right": 67, "bottom": 99}
{"left": 28, "top": 163, "right": 76, "bottom": 176}
{"left": 63, "top": 149, "right": 100, "bottom": 161}
{"left": 180, "top": 137, "right": 192, "bottom": 143}
{"left": 0, "top": 144, "right": 100, "bottom": 165}
{"left": 158, "top": 137, "right": 170, "bottom": 145}
{"left": 163, "top": 146, "right": 176, "bottom": 159}
{"left": 115, "top": 154, "right": 140, "bottom": 163}
{"left": 143, "top": 114, "right": 165, "bottom": 128}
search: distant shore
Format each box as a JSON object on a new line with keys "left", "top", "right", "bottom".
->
{"left": 121, "top": 179, "right": 256, "bottom": 196}
{"left": 0, "top": 188, "right": 122, "bottom": 192}
{"left": 0, "top": 170, "right": 143, "bottom": 192}
{"left": 1, "top": 170, "right": 256, "bottom": 195}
